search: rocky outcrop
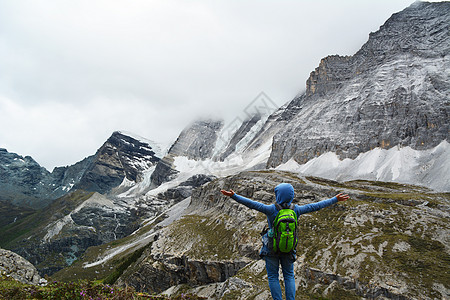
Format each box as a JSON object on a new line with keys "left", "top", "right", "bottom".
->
{"left": 0, "top": 248, "right": 43, "bottom": 285}
{"left": 0, "top": 148, "right": 60, "bottom": 209}
{"left": 149, "top": 155, "right": 179, "bottom": 188}
{"left": 267, "top": 1, "right": 450, "bottom": 167}
{"left": 117, "top": 250, "right": 247, "bottom": 294}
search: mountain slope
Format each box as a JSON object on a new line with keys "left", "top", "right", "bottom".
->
{"left": 115, "top": 170, "right": 449, "bottom": 299}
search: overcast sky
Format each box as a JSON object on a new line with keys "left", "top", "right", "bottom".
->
{"left": 0, "top": 0, "right": 421, "bottom": 170}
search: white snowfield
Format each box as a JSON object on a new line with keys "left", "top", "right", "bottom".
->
{"left": 276, "top": 140, "right": 450, "bottom": 192}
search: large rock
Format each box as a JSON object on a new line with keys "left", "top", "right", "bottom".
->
{"left": 0, "top": 248, "right": 43, "bottom": 285}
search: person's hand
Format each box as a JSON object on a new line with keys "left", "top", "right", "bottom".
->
{"left": 221, "top": 189, "right": 235, "bottom": 197}
{"left": 336, "top": 193, "right": 350, "bottom": 202}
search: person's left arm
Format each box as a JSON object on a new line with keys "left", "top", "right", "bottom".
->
{"left": 296, "top": 193, "right": 349, "bottom": 215}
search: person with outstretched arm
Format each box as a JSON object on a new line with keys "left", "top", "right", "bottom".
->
{"left": 221, "top": 183, "right": 349, "bottom": 300}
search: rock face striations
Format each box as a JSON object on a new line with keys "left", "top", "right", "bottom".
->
{"left": 76, "top": 131, "right": 160, "bottom": 194}
{"left": 267, "top": 1, "right": 449, "bottom": 167}
{"left": 168, "top": 120, "right": 224, "bottom": 160}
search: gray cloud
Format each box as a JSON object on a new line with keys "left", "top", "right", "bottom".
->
{"left": 0, "top": 0, "right": 416, "bottom": 170}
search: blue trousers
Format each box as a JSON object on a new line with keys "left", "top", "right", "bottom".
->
{"left": 264, "top": 255, "right": 296, "bottom": 300}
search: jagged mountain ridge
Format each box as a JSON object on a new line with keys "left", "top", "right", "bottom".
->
{"left": 0, "top": 148, "right": 85, "bottom": 209}
{"left": 0, "top": 131, "right": 161, "bottom": 210}
{"left": 1, "top": 2, "right": 448, "bottom": 207}
{"left": 75, "top": 131, "right": 161, "bottom": 194}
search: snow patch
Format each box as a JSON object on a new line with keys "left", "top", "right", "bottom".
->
{"left": 118, "top": 130, "right": 165, "bottom": 158}
{"left": 276, "top": 141, "right": 450, "bottom": 192}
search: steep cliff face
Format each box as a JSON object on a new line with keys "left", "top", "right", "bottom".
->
{"left": 218, "top": 113, "right": 262, "bottom": 161}
{"left": 0, "top": 149, "right": 63, "bottom": 209}
{"left": 168, "top": 120, "right": 224, "bottom": 160}
{"left": 267, "top": 1, "right": 449, "bottom": 168}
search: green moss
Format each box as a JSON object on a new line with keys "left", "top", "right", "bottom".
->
{"left": 298, "top": 204, "right": 348, "bottom": 263}
{"left": 235, "top": 263, "right": 267, "bottom": 289}
{"left": 379, "top": 234, "right": 450, "bottom": 297}
{"left": 0, "top": 190, "right": 95, "bottom": 248}
{"left": 362, "top": 191, "right": 431, "bottom": 202}
{"left": 169, "top": 215, "right": 239, "bottom": 260}
{"left": 0, "top": 274, "right": 185, "bottom": 299}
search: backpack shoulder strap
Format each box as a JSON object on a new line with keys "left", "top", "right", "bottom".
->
{"left": 275, "top": 203, "right": 295, "bottom": 211}
{"left": 275, "top": 203, "right": 283, "bottom": 211}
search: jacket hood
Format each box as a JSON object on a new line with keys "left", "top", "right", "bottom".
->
{"left": 274, "top": 183, "right": 295, "bottom": 206}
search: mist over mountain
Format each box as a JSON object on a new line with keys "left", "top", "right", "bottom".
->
{"left": 0, "top": 2, "right": 449, "bottom": 299}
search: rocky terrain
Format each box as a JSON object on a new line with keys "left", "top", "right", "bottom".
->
{"left": 112, "top": 170, "right": 449, "bottom": 299}
{"left": 0, "top": 131, "right": 161, "bottom": 210}
{"left": 0, "top": 248, "right": 44, "bottom": 285}
{"left": 0, "top": 148, "right": 74, "bottom": 209}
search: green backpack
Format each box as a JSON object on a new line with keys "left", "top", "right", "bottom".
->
{"left": 272, "top": 203, "right": 298, "bottom": 254}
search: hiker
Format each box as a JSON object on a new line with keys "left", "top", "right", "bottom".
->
{"left": 220, "top": 183, "right": 349, "bottom": 300}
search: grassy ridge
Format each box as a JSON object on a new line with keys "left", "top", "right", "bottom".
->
{"left": 0, "top": 190, "right": 94, "bottom": 248}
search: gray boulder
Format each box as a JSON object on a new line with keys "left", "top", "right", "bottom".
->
{"left": 0, "top": 248, "right": 43, "bottom": 285}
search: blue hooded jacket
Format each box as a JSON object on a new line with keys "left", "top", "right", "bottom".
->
{"left": 231, "top": 183, "right": 338, "bottom": 256}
